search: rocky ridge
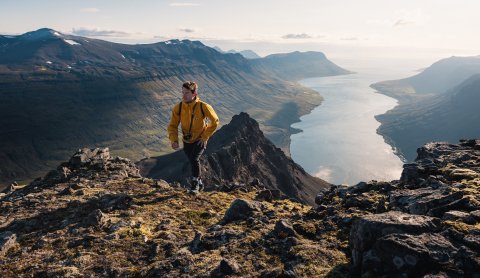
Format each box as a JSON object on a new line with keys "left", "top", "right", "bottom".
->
{"left": 315, "top": 139, "right": 480, "bottom": 276}
{"left": 138, "top": 113, "right": 330, "bottom": 206}
{"left": 1, "top": 139, "right": 479, "bottom": 277}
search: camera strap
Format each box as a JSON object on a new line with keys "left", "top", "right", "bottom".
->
{"left": 187, "top": 102, "right": 198, "bottom": 135}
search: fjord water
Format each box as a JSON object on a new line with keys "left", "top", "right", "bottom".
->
{"left": 291, "top": 67, "right": 416, "bottom": 185}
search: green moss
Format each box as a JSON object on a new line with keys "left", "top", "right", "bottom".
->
{"left": 180, "top": 209, "right": 219, "bottom": 226}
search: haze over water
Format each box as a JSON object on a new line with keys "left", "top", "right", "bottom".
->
{"left": 290, "top": 65, "right": 418, "bottom": 185}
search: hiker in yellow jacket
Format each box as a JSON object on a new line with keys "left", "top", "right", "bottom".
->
{"left": 168, "top": 81, "right": 219, "bottom": 193}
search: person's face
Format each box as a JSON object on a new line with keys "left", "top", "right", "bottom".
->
{"left": 182, "top": 87, "right": 195, "bottom": 102}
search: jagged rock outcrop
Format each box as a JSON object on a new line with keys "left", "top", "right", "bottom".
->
{"left": 138, "top": 112, "right": 330, "bottom": 205}
{"left": 313, "top": 139, "right": 480, "bottom": 276}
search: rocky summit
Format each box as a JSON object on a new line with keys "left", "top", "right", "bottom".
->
{"left": 138, "top": 112, "right": 330, "bottom": 206}
{"left": 1, "top": 139, "right": 480, "bottom": 277}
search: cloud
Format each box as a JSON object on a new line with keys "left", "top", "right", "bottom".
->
{"left": 169, "top": 3, "right": 200, "bottom": 7}
{"left": 72, "top": 27, "right": 131, "bottom": 37}
{"left": 393, "top": 9, "right": 429, "bottom": 28}
{"left": 340, "top": 37, "right": 359, "bottom": 41}
{"left": 281, "top": 33, "right": 312, "bottom": 39}
{"left": 154, "top": 35, "right": 170, "bottom": 40}
{"left": 393, "top": 19, "right": 415, "bottom": 27}
{"left": 80, "top": 8, "right": 99, "bottom": 13}
{"left": 179, "top": 28, "right": 195, "bottom": 33}
{"left": 368, "top": 9, "right": 429, "bottom": 28}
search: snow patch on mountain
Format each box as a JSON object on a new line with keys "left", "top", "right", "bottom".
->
{"left": 64, "top": 39, "right": 80, "bottom": 45}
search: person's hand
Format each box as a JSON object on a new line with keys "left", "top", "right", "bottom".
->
{"left": 171, "top": 141, "right": 179, "bottom": 150}
{"left": 199, "top": 139, "right": 208, "bottom": 149}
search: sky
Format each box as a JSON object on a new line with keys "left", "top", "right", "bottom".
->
{"left": 1, "top": 0, "right": 479, "bottom": 70}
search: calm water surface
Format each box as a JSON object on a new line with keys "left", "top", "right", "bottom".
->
{"left": 291, "top": 68, "right": 415, "bottom": 185}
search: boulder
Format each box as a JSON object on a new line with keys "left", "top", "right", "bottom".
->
{"left": 362, "top": 233, "right": 458, "bottom": 275}
{"left": 256, "top": 189, "right": 283, "bottom": 202}
{"left": 389, "top": 187, "right": 465, "bottom": 216}
{"left": 85, "top": 209, "right": 110, "bottom": 228}
{"left": 350, "top": 211, "right": 441, "bottom": 268}
{"left": 274, "top": 219, "right": 297, "bottom": 239}
{"left": 221, "top": 199, "right": 262, "bottom": 224}
{"left": 211, "top": 258, "right": 240, "bottom": 277}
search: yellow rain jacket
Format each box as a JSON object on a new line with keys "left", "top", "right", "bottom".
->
{"left": 168, "top": 97, "right": 219, "bottom": 144}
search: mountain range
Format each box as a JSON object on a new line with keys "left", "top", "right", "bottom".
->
{"left": 371, "top": 55, "right": 480, "bottom": 102}
{"left": 372, "top": 55, "right": 480, "bottom": 161}
{"left": 0, "top": 28, "right": 350, "bottom": 187}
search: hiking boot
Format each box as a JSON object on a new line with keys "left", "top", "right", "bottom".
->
{"left": 189, "top": 177, "right": 201, "bottom": 194}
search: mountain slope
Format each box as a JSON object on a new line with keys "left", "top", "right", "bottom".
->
{"left": 0, "top": 28, "right": 350, "bottom": 186}
{"left": 371, "top": 55, "right": 480, "bottom": 101}
{"left": 371, "top": 55, "right": 480, "bottom": 161}
{"left": 376, "top": 74, "right": 480, "bottom": 161}
{"left": 252, "top": 51, "right": 352, "bottom": 81}
{"left": 234, "top": 50, "right": 261, "bottom": 59}
{"left": 138, "top": 113, "right": 330, "bottom": 205}
{"left": 212, "top": 46, "right": 261, "bottom": 59}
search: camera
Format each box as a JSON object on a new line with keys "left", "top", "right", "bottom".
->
{"left": 183, "top": 133, "right": 192, "bottom": 141}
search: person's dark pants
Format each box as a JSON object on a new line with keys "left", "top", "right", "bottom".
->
{"left": 183, "top": 140, "right": 206, "bottom": 178}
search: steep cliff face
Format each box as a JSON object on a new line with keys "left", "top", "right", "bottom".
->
{"left": 138, "top": 113, "right": 330, "bottom": 205}
{"left": 1, "top": 139, "right": 479, "bottom": 276}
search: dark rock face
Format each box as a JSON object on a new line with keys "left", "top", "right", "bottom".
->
{"left": 350, "top": 211, "right": 441, "bottom": 269}
{"left": 365, "top": 233, "right": 458, "bottom": 275}
{"left": 139, "top": 113, "right": 330, "bottom": 205}
{"left": 341, "top": 139, "right": 480, "bottom": 276}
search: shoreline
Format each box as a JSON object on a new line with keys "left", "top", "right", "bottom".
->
{"left": 370, "top": 84, "right": 412, "bottom": 163}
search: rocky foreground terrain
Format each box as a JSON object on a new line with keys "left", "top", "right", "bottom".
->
{"left": 1, "top": 138, "right": 480, "bottom": 276}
